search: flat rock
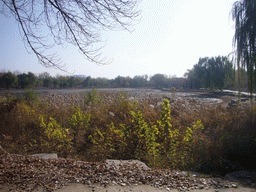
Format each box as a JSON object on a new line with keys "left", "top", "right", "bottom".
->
{"left": 105, "top": 159, "right": 150, "bottom": 170}
{"left": 30, "top": 153, "right": 58, "bottom": 159}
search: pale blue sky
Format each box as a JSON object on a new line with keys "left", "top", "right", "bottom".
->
{"left": 0, "top": 0, "right": 237, "bottom": 79}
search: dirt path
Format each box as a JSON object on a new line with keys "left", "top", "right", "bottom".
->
{"left": 1, "top": 183, "right": 256, "bottom": 192}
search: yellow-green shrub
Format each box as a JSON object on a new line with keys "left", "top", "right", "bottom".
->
{"left": 88, "top": 123, "right": 126, "bottom": 161}
{"left": 67, "top": 106, "right": 91, "bottom": 154}
{"left": 0, "top": 103, "right": 41, "bottom": 153}
{"left": 130, "top": 111, "right": 161, "bottom": 167}
{"left": 85, "top": 89, "right": 102, "bottom": 105}
{"left": 179, "top": 120, "right": 204, "bottom": 170}
{"left": 39, "top": 116, "right": 71, "bottom": 156}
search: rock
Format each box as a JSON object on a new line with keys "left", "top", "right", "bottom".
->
{"left": 232, "top": 184, "right": 238, "bottom": 188}
{"left": 157, "top": 102, "right": 163, "bottom": 107}
{"left": 109, "top": 112, "right": 115, "bottom": 117}
{"left": 105, "top": 159, "right": 150, "bottom": 170}
{"left": 149, "top": 104, "right": 154, "bottom": 109}
{"left": 30, "top": 153, "right": 58, "bottom": 160}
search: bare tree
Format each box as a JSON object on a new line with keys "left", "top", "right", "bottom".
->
{"left": 0, "top": 0, "right": 141, "bottom": 70}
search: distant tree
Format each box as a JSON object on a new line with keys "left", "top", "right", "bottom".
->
{"left": 83, "top": 76, "right": 92, "bottom": 87}
{"left": 150, "top": 74, "right": 166, "bottom": 88}
{"left": 93, "top": 77, "right": 110, "bottom": 87}
{"left": 43, "top": 77, "right": 53, "bottom": 88}
{"left": 167, "top": 77, "right": 186, "bottom": 89}
{"left": 232, "top": 0, "right": 256, "bottom": 96}
{"left": 204, "top": 57, "right": 226, "bottom": 90}
{"left": 52, "top": 77, "right": 60, "bottom": 88}
{"left": 1, "top": 0, "right": 140, "bottom": 69}
{"left": 0, "top": 72, "right": 18, "bottom": 89}
{"left": 57, "top": 76, "right": 68, "bottom": 88}
{"left": 131, "top": 75, "right": 148, "bottom": 87}
{"left": 224, "top": 59, "right": 236, "bottom": 89}
{"left": 66, "top": 76, "right": 75, "bottom": 88}
{"left": 27, "top": 72, "right": 37, "bottom": 87}
{"left": 38, "top": 72, "right": 52, "bottom": 88}
{"left": 17, "top": 72, "right": 37, "bottom": 89}
{"left": 184, "top": 69, "right": 201, "bottom": 89}
{"left": 38, "top": 72, "right": 51, "bottom": 80}
{"left": 114, "top": 76, "right": 130, "bottom": 87}
{"left": 186, "top": 56, "right": 235, "bottom": 91}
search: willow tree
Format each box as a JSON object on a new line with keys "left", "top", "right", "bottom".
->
{"left": 232, "top": 0, "right": 256, "bottom": 97}
{"left": 0, "top": 0, "right": 140, "bottom": 70}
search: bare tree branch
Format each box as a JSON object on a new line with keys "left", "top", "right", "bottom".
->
{"left": 0, "top": 0, "right": 141, "bottom": 70}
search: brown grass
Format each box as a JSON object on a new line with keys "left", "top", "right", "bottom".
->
{"left": 0, "top": 90, "right": 256, "bottom": 175}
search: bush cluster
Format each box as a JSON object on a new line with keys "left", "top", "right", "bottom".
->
{"left": 0, "top": 89, "right": 256, "bottom": 174}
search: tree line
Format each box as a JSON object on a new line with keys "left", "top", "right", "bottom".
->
{"left": 0, "top": 71, "right": 183, "bottom": 90}
{"left": 0, "top": 55, "right": 249, "bottom": 91}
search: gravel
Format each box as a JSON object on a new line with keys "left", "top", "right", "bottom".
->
{"left": 0, "top": 147, "right": 243, "bottom": 192}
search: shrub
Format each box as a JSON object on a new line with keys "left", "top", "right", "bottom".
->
{"left": 0, "top": 103, "right": 41, "bottom": 154}
{"left": 130, "top": 111, "right": 161, "bottom": 167}
{"left": 68, "top": 106, "right": 91, "bottom": 150}
{"left": 24, "top": 89, "right": 40, "bottom": 105}
{"left": 88, "top": 122, "right": 126, "bottom": 161}
{"left": 39, "top": 116, "right": 71, "bottom": 156}
{"left": 85, "top": 89, "right": 102, "bottom": 105}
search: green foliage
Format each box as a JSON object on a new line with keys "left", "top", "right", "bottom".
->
{"left": 88, "top": 123, "right": 126, "bottom": 161}
{"left": 156, "top": 100, "right": 180, "bottom": 168}
{"left": 39, "top": 116, "right": 71, "bottom": 154}
{"left": 5, "top": 93, "right": 14, "bottom": 102}
{"left": 127, "top": 100, "right": 206, "bottom": 169}
{"left": 68, "top": 106, "right": 91, "bottom": 131}
{"left": 85, "top": 89, "right": 102, "bottom": 105}
{"left": 158, "top": 99, "right": 172, "bottom": 139}
{"left": 130, "top": 111, "right": 161, "bottom": 167}
{"left": 24, "top": 89, "right": 40, "bottom": 104}
{"left": 150, "top": 73, "right": 166, "bottom": 88}
{"left": 68, "top": 105, "right": 91, "bottom": 150}
{"left": 18, "top": 72, "right": 37, "bottom": 89}
{"left": 0, "top": 72, "right": 18, "bottom": 89}
{"left": 180, "top": 120, "right": 204, "bottom": 170}
{"left": 186, "top": 56, "right": 235, "bottom": 91}
{"left": 114, "top": 76, "right": 130, "bottom": 87}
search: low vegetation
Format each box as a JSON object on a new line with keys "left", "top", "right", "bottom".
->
{"left": 0, "top": 89, "right": 256, "bottom": 175}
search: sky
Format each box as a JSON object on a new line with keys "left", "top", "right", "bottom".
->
{"left": 0, "top": 0, "right": 237, "bottom": 79}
